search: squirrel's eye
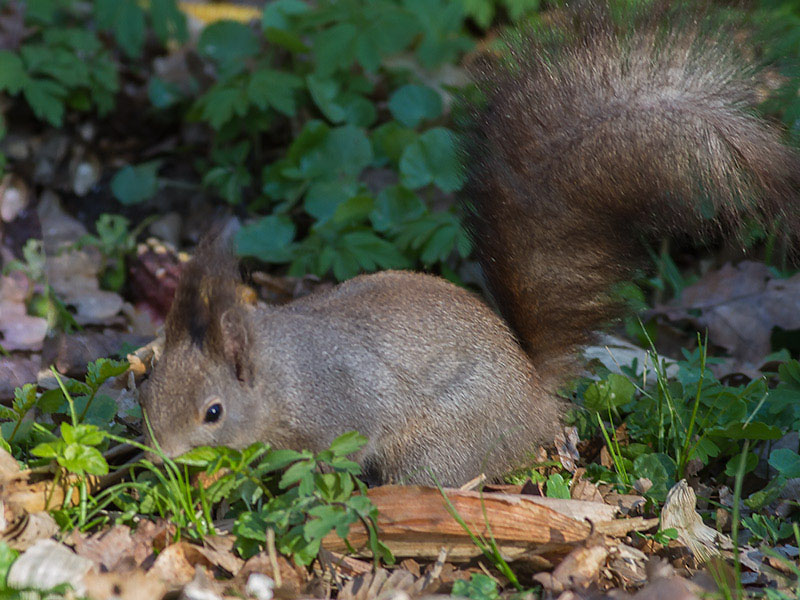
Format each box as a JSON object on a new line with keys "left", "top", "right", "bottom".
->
{"left": 204, "top": 402, "right": 223, "bottom": 424}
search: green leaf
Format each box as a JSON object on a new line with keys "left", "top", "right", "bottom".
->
{"left": 150, "top": 0, "right": 188, "bottom": 45}
{"left": 148, "top": 76, "right": 183, "bottom": 109}
{"left": 341, "top": 231, "right": 411, "bottom": 273}
{"left": 313, "top": 23, "right": 358, "bottom": 76}
{"left": 546, "top": 473, "right": 571, "bottom": 499}
{"left": 175, "top": 446, "right": 219, "bottom": 467}
{"left": 388, "top": 84, "right": 443, "bottom": 128}
{"left": 234, "top": 511, "right": 268, "bottom": 543}
{"left": 333, "top": 195, "right": 374, "bottom": 227}
{"left": 31, "top": 440, "right": 63, "bottom": 459}
{"left": 198, "top": 21, "right": 259, "bottom": 74}
{"left": 706, "top": 422, "right": 782, "bottom": 440}
{"left": 61, "top": 423, "right": 104, "bottom": 447}
{"left": 75, "top": 394, "right": 118, "bottom": 427}
{"left": 111, "top": 161, "right": 160, "bottom": 205}
{"left": 372, "top": 123, "right": 418, "bottom": 165}
{"left": 769, "top": 448, "right": 800, "bottom": 478}
{"left": 236, "top": 215, "right": 296, "bottom": 263}
{"left": 197, "top": 84, "right": 249, "bottom": 130}
{"left": 452, "top": 573, "right": 499, "bottom": 600}
{"left": 59, "top": 443, "right": 109, "bottom": 476}
{"left": 86, "top": 358, "right": 129, "bottom": 391}
{"left": 262, "top": 0, "right": 309, "bottom": 30}
{"left": 248, "top": 69, "right": 303, "bottom": 116}
{"left": 371, "top": 185, "right": 426, "bottom": 232}
{"left": 583, "top": 374, "right": 635, "bottom": 412}
{"left": 292, "top": 125, "right": 373, "bottom": 181}
{"left": 304, "top": 505, "right": 353, "bottom": 541}
{"left": 724, "top": 452, "right": 757, "bottom": 477}
{"left": 280, "top": 459, "right": 316, "bottom": 490}
{"left": 0, "top": 542, "right": 18, "bottom": 588}
{"left": 399, "top": 127, "right": 465, "bottom": 192}
{"left": 633, "top": 453, "right": 676, "bottom": 502}
{"left": 0, "top": 51, "right": 25, "bottom": 94}
{"left": 12, "top": 384, "right": 37, "bottom": 416}
{"left": 306, "top": 75, "right": 346, "bottom": 123}
{"left": 258, "top": 448, "right": 307, "bottom": 473}
{"left": 22, "top": 78, "right": 65, "bottom": 126}
{"left": 304, "top": 181, "right": 356, "bottom": 222}
{"left": 328, "top": 431, "right": 368, "bottom": 457}
{"left": 95, "top": 0, "right": 146, "bottom": 58}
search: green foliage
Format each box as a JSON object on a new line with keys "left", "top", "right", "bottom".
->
{"left": 77, "top": 214, "right": 150, "bottom": 291}
{"left": 545, "top": 473, "right": 570, "bottom": 499}
{"left": 110, "top": 162, "right": 161, "bottom": 206}
{"left": 231, "top": 432, "right": 391, "bottom": 565}
{"left": 451, "top": 573, "right": 500, "bottom": 600}
{"left": 0, "top": 543, "right": 18, "bottom": 590}
{"left": 742, "top": 514, "right": 795, "bottom": 546}
{"left": 175, "top": 0, "right": 482, "bottom": 280}
{"left": 2, "top": 358, "right": 127, "bottom": 460}
{"left": 579, "top": 351, "right": 800, "bottom": 503}
{"left": 95, "top": 432, "right": 390, "bottom": 567}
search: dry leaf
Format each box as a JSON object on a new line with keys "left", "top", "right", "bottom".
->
{"left": 339, "top": 567, "right": 439, "bottom": 600}
{"left": 661, "top": 261, "right": 800, "bottom": 364}
{"left": 148, "top": 542, "right": 197, "bottom": 588}
{"left": 0, "top": 355, "right": 40, "bottom": 400}
{"left": 1, "top": 510, "right": 59, "bottom": 550}
{"left": 7, "top": 539, "right": 95, "bottom": 594}
{"left": 42, "top": 330, "right": 147, "bottom": 377}
{"left": 70, "top": 524, "right": 138, "bottom": 572}
{"left": 533, "top": 542, "right": 610, "bottom": 593}
{"left": 235, "top": 550, "right": 310, "bottom": 597}
{"left": 82, "top": 569, "right": 168, "bottom": 600}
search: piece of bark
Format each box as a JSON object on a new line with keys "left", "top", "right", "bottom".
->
{"left": 321, "top": 486, "right": 633, "bottom": 562}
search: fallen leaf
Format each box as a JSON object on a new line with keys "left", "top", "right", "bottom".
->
{"left": 82, "top": 569, "right": 167, "bottom": 600}
{"left": 339, "top": 567, "right": 440, "bottom": 600}
{"left": 0, "top": 355, "right": 40, "bottom": 400}
{"left": 42, "top": 330, "right": 147, "bottom": 377}
{"left": 148, "top": 542, "right": 197, "bottom": 589}
{"left": 7, "top": 539, "right": 94, "bottom": 594}
{"left": 235, "top": 550, "right": 310, "bottom": 597}
{"left": 70, "top": 524, "right": 137, "bottom": 572}
{"left": 533, "top": 542, "right": 609, "bottom": 593}
{"left": 1, "top": 510, "right": 59, "bottom": 551}
{"left": 660, "top": 261, "right": 800, "bottom": 364}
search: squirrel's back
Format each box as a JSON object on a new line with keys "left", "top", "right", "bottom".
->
{"left": 465, "top": 5, "right": 800, "bottom": 379}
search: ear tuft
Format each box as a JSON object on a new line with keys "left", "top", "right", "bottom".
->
{"left": 164, "top": 233, "right": 242, "bottom": 350}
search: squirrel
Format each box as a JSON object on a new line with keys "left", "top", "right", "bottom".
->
{"left": 140, "top": 5, "right": 800, "bottom": 486}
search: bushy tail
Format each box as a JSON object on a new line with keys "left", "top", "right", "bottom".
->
{"left": 464, "top": 5, "right": 800, "bottom": 377}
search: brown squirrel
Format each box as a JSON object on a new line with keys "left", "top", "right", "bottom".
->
{"left": 140, "top": 7, "right": 800, "bottom": 486}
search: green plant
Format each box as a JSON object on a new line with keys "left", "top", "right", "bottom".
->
{"left": 0, "top": 384, "right": 37, "bottom": 451}
{"left": 742, "top": 514, "right": 795, "bottom": 546}
{"left": 3, "top": 239, "right": 77, "bottom": 332}
{"left": 581, "top": 344, "right": 795, "bottom": 502}
{"left": 76, "top": 214, "right": 152, "bottom": 291}
{"left": 635, "top": 527, "right": 678, "bottom": 547}
{"left": 451, "top": 573, "right": 500, "bottom": 600}
{"left": 231, "top": 432, "right": 391, "bottom": 565}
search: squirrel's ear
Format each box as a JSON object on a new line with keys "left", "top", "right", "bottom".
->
{"left": 220, "top": 306, "right": 254, "bottom": 385}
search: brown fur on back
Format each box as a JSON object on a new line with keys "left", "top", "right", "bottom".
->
{"left": 464, "top": 5, "right": 800, "bottom": 378}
